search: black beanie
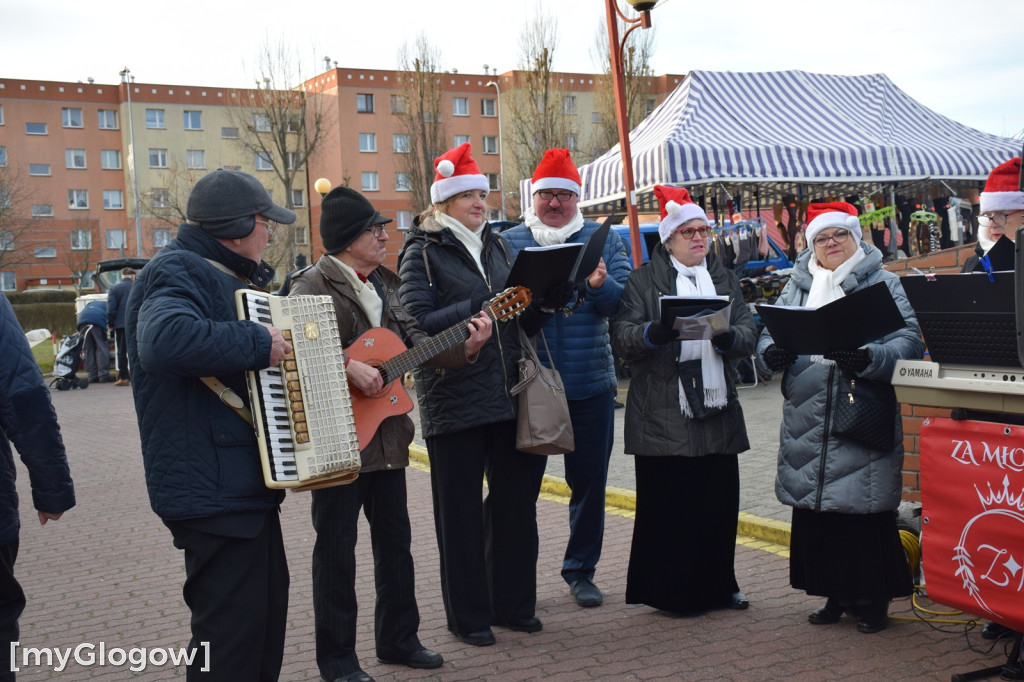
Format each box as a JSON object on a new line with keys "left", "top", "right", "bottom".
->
{"left": 321, "top": 186, "right": 392, "bottom": 254}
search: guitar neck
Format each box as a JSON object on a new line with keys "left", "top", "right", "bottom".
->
{"left": 379, "top": 309, "right": 494, "bottom": 384}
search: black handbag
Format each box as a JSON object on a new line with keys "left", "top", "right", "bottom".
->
{"left": 676, "top": 359, "right": 737, "bottom": 420}
{"left": 831, "top": 372, "right": 898, "bottom": 452}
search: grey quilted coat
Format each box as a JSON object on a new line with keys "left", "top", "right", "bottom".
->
{"left": 756, "top": 242, "right": 925, "bottom": 514}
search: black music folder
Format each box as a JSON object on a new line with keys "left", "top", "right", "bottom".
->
{"left": 504, "top": 220, "right": 612, "bottom": 297}
{"left": 756, "top": 281, "right": 905, "bottom": 354}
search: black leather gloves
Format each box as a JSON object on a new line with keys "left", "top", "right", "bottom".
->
{"left": 824, "top": 348, "right": 871, "bottom": 374}
{"left": 538, "top": 281, "right": 577, "bottom": 312}
{"left": 762, "top": 344, "right": 797, "bottom": 372}
{"left": 711, "top": 329, "right": 736, "bottom": 352}
{"left": 646, "top": 321, "right": 679, "bottom": 346}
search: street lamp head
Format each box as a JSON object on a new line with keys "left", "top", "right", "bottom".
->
{"left": 626, "top": 0, "right": 658, "bottom": 10}
{"left": 314, "top": 178, "right": 332, "bottom": 197}
{"left": 486, "top": 81, "right": 496, "bottom": 88}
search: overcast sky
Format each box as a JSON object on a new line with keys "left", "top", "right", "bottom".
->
{"left": 4, "top": 0, "right": 1022, "bottom": 140}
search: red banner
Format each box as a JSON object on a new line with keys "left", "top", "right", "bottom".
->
{"left": 920, "top": 417, "right": 1024, "bottom": 632}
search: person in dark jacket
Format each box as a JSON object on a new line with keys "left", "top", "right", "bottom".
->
{"left": 757, "top": 202, "right": 924, "bottom": 634}
{"left": 76, "top": 299, "right": 112, "bottom": 383}
{"left": 105, "top": 267, "right": 135, "bottom": 386}
{"left": 962, "top": 157, "right": 1023, "bottom": 274}
{"left": 291, "top": 187, "right": 492, "bottom": 682}
{"left": 125, "top": 169, "right": 296, "bottom": 680}
{"left": 398, "top": 143, "right": 564, "bottom": 647}
{"left": 0, "top": 294, "right": 76, "bottom": 678}
{"left": 501, "top": 149, "right": 631, "bottom": 608}
{"left": 611, "top": 184, "right": 755, "bottom": 615}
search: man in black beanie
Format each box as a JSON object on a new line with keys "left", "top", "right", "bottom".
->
{"left": 124, "top": 168, "right": 296, "bottom": 680}
{"left": 290, "top": 186, "right": 493, "bottom": 682}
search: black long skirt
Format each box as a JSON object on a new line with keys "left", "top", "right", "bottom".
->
{"left": 626, "top": 454, "right": 741, "bottom": 613}
{"left": 789, "top": 508, "right": 913, "bottom": 601}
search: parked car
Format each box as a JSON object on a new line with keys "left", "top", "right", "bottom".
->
{"left": 612, "top": 222, "right": 792, "bottom": 275}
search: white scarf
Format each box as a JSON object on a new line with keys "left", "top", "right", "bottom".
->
{"left": 329, "top": 255, "right": 382, "bottom": 327}
{"left": 669, "top": 255, "right": 727, "bottom": 417}
{"left": 805, "top": 246, "right": 866, "bottom": 364}
{"left": 523, "top": 207, "right": 586, "bottom": 246}
{"left": 977, "top": 223, "right": 997, "bottom": 254}
{"left": 437, "top": 212, "right": 486, "bottom": 278}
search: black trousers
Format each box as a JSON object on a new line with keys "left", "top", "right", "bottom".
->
{"left": 0, "top": 541, "right": 23, "bottom": 682}
{"left": 426, "top": 420, "right": 540, "bottom": 635}
{"left": 165, "top": 511, "right": 288, "bottom": 681}
{"left": 113, "top": 328, "right": 129, "bottom": 380}
{"left": 311, "top": 468, "right": 421, "bottom": 679}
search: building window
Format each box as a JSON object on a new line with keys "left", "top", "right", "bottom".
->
{"left": 452, "top": 97, "right": 469, "bottom": 116}
{"left": 286, "top": 152, "right": 299, "bottom": 171}
{"left": 153, "top": 228, "right": 171, "bottom": 248}
{"left": 482, "top": 136, "right": 498, "bottom": 154}
{"left": 562, "top": 96, "right": 577, "bottom": 115}
{"left": 31, "top": 205, "right": 54, "bottom": 217}
{"left": 0, "top": 272, "right": 13, "bottom": 292}
{"left": 103, "top": 190, "right": 124, "bottom": 209}
{"left": 454, "top": 134, "right": 470, "bottom": 147}
{"left": 68, "top": 189, "right": 89, "bottom": 209}
{"left": 252, "top": 113, "right": 270, "bottom": 133}
{"left": 294, "top": 226, "right": 309, "bottom": 246}
{"left": 390, "top": 94, "right": 405, "bottom": 114}
{"left": 65, "top": 148, "right": 87, "bottom": 169}
{"left": 361, "top": 172, "right": 378, "bottom": 192}
{"left": 62, "top": 107, "right": 83, "bottom": 128}
{"left": 485, "top": 173, "right": 499, "bottom": 191}
{"left": 35, "top": 246, "right": 56, "bottom": 258}
{"left": 221, "top": 127, "right": 239, "bottom": 138}
{"left": 98, "top": 109, "right": 119, "bottom": 129}
{"left": 151, "top": 188, "right": 170, "bottom": 208}
{"left": 395, "top": 172, "right": 411, "bottom": 192}
{"left": 101, "top": 150, "right": 122, "bottom": 170}
{"left": 106, "top": 229, "right": 126, "bottom": 249}
{"left": 25, "top": 122, "right": 47, "bottom": 135}
{"left": 255, "top": 151, "right": 273, "bottom": 170}
{"left": 481, "top": 98, "right": 497, "bottom": 117}
{"left": 0, "top": 147, "right": 5, "bottom": 167}
{"left": 149, "top": 148, "right": 168, "bottom": 168}
{"left": 29, "top": 164, "right": 51, "bottom": 176}
{"left": 145, "top": 109, "right": 165, "bottom": 129}
{"left": 591, "top": 111, "right": 602, "bottom": 123}
{"left": 71, "top": 229, "right": 92, "bottom": 250}
{"left": 291, "top": 189, "right": 304, "bottom": 207}
{"left": 393, "top": 134, "right": 409, "bottom": 153}
{"left": 358, "top": 133, "right": 377, "bottom": 152}
{"left": 396, "top": 210, "right": 412, "bottom": 230}
{"left": 487, "top": 209, "right": 501, "bottom": 222}
{"left": 75, "top": 270, "right": 94, "bottom": 288}
{"left": 0, "top": 231, "right": 12, "bottom": 250}
{"left": 0, "top": 105, "right": 3, "bottom": 125}
{"left": 566, "top": 133, "right": 577, "bottom": 151}
{"left": 357, "top": 94, "right": 374, "bottom": 113}
{"left": 186, "top": 149, "right": 205, "bottom": 169}
{"left": 183, "top": 110, "right": 202, "bottom": 130}
{"left": 643, "top": 97, "right": 657, "bottom": 117}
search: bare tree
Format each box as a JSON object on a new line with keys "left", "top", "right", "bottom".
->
{"left": 0, "top": 164, "right": 39, "bottom": 272}
{"left": 395, "top": 34, "right": 449, "bottom": 212}
{"left": 589, "top": 13, "right": 658, "bottom": 161}
{"left": 137, "top": 157, "right": 204, "bottom": 230}
{"left": 62, "top": 219, "right": 97, "bottom": 295}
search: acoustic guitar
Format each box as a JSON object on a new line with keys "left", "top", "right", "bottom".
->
{"left": 345, "top": 286, "right": 532, "bottom": 449}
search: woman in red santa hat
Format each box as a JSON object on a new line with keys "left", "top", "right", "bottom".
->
{"left": 756, "top": 201, "right": 924, "bottom": 633}
{"left": 397, "top": 143, "right": 561, "bottom": 647}
{"left": 611, "top": 184, "right": 757, "bottom": 614}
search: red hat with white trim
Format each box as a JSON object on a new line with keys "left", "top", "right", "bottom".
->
{"left": 531, "top": 149, "right": 581, "bottom": 196}
{"left": 805, "top": 202, "right": 862, "bottom": 245}
{"left": 430, "top": 143, "right": 489, "bottom": 204}
{"left": 653, "top": 184, "right": 710, "bottom": 243}
{"left": 980, "top": 157, "right": 1024, "bottom": 213}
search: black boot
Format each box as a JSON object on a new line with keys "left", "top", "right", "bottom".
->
{"left": 808, "top": 598, "right": 843, "bottom": 625}
{"left": 856, "top": 600, "right": 889, "bottom": 634}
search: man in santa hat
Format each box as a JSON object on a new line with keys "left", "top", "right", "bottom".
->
{"left": 501, "top": 149, "right": 632, "bottom": 608}
{"left": 962, "top": 157, "right": 1024, "bottom": 273}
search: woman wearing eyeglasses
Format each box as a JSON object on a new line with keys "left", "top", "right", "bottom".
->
{"left": 610, "top": 185, "right": 757, "bottom": 614}
{"left": 756, "top": 202, "right": 924, "bottom": 634}
{"left": 963, "top": 157, "right": 1024, "bottom": 274}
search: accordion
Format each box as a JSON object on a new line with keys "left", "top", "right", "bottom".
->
{"left": 236, "top": 290, "right": 361, "bottom": 491}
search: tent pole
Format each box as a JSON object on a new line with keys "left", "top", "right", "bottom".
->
{"left": 889, "top": 185, "right": 900, "bottom": 260}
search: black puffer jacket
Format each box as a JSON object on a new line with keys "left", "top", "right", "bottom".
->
{"left": 398, "top": 216, "right": 530, "bottom": 439}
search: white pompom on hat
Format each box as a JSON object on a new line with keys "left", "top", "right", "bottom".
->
{"left": 531, "top": 148, "right": 581, "bottom": 195}
{"left": 979, "top": 157, "right": 1024, "bottom": 213}
{"left": 653, "top": 184, "right": 710, "bottom": 243}
{"left": 805, "top": 202, "right": 862, "bottom": 245}
{"left": 430, "top": 143, "right": 490, "bottom": 204}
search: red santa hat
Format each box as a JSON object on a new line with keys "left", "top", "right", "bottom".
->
{"left": 805, "top": 202, "right": 862, "bottom": 245}
{"left": 531, "top": 148, "right": 581, "bottom": 196}
{"left": 430, "top": 143, "right": 489, "bottom": 204}
{"left": 653, "top": 185, "right": 710, "bottom": 243}
{"left": 979, "top": 157, "right": 1024, "bottom": 213}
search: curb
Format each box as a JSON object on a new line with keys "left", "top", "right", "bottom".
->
{"left": 409, "top": 444, "right": 791, "bottom": 548}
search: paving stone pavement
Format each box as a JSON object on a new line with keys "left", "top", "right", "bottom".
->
{"left": 8, "top": 379, "right": 1011, "bottom": 680}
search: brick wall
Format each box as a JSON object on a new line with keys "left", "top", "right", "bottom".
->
{"left": 883, "top": 243, "right": 976, "bottom": 503}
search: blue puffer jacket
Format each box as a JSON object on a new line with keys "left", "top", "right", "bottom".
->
{"left": 501, "top": 220, "right": 632, "bottom": 400}
{"left": 77, "top": 300, "right": 106, "bottom": 329}
{"left": 0, "top": 295, "right": 75, "bottom": 546}
{"left": 126, "top": 224, "right": 283, "bottom": 521}
{"left": 106, "top": 278, "right": 133, "bottom": 329}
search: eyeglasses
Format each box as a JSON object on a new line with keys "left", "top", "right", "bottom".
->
{"left": 535, "top": 190, "right": 577, "bottom": 202}
{"left": 979, "top": 211, "right": 1022, "bottom": 228}
{"left": 812, "top": 229, "right": 851, "bottom": 248}
{"left": 365, "top": 224, "right": 387, "bottom": 238}
{"left": 674, "top": 226, "right": 711, "bottom": 240}
{"left": 254, "top": 219, "right": 276, "bottom": 238}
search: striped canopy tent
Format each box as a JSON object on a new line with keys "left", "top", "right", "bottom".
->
{"left": 572, "top": 69, "right": 1021, "bottom": 217}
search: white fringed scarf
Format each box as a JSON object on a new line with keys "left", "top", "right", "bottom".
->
{"left": 523, "top": 207, "right": 585, "bottom": 246}
{"left": 437, "top": 212, "right": 486, "bottom": 278}
{"left": 669, "top": 255, "right": 727, "bottom": 417}
{"left": 805, "top": 246, "right": 866, "bottom": 364}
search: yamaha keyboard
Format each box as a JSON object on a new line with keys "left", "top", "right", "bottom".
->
{"left": 891, "top": 359, "right": 1024, "bottom": 416}
{"left": 236, "top": 291, "right": 361, "bottom": 490}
